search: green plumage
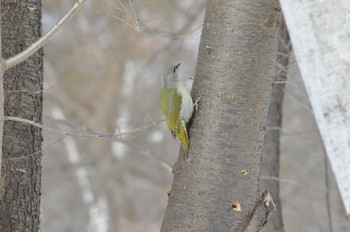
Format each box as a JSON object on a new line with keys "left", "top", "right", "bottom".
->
{"left": 160, "top": 64, "right": 193, "bottom": 151}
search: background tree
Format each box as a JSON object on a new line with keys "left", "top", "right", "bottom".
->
{"left": 0, "top": 0, "right": 85, "bottom": 230}
{"left": 261, "top": 21, "right": 291, "bottom": 232}
{"left": 0, "top": 1, "right": 43, "bottom": 231}
{"left": 280, "top": 0, "right": 350, "bottom": 216}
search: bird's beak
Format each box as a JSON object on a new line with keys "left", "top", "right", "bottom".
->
{"left": 174, "top": 63, "right": 181, "bottom": 70}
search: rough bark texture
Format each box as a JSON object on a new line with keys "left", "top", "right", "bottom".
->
{"left": 161, "top": 1, "right": 281, "bottom": 231}
{"left": 0, "top": 1, "right": 43, "bottom": 231}
{"left": 260, "top": 22, "right": 290, "bottom": 232}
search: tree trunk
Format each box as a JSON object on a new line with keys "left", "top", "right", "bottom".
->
{"left": 161, "top": 1, "right": 281, "bottom": 231}
{"left": 0, "top": 1, "right": 43, "bottom": 231}
{"left": 326, "top": 159, "right": 350, "bottom": 232}
{"left": 260, "top": 21, "right": 291, "bottom": 232}
{"left": 280, "top": 0, "right": 350, "bottom": 214}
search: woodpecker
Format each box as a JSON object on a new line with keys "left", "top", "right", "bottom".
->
{"left": 160, "top": 63, "right": 198, "bottom": 151}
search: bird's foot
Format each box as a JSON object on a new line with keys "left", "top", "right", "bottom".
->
{"left": 194, "top": 97, "right": 201, "bottom": 111}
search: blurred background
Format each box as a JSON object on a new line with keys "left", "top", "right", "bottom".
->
{"left": 40, "top": 1, "right": 346, "bottom": 231}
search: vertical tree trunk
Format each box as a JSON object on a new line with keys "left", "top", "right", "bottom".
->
{"left": 280, "top": 0, "right": 350, "bottom": 215}
{"left": 326, "top": 159, "right": 350, "bottom": 232}
{"left": 0, "top": 1, "right": 43, "bottom": 231}
{"left": 161, "top": 1, "right": 281, "bottom": 231}
{"left": 260, "top": 21, "right": 290, "bottom": 232}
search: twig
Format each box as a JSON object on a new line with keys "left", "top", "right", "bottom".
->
{"left": 4, "top": 0, "right": 87, "bottom": 70}
{"left": 128, "top": 0, "right": 141, "bottom": 31}
{"left": 6, "top": 135, "right": 67, "bottom": 161}
{"left": 0, "top": 0, "right": 87, "bottom": 188}
{"left": 5, "top": 116, "right": 163, "bottom": 141}
{"left": 271, "top": 60, "right": 296, "bottom": 77}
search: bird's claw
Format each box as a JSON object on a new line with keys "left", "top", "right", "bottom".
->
{"left": 194, "top": 97, "right": 201, "bottom": 111}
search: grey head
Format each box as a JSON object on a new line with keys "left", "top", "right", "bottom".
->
{"left": 161, "top": 63, "right": 180, "bottom": 88}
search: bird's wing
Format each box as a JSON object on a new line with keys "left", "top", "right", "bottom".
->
{"left": 165, "top": 88, "right": 182, "bottom": 135}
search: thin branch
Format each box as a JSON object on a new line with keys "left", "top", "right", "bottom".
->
{"left": 271, "top": 60, "right": 296, "bottom": 77}
{"left": 285, "top": 91, "right": 313, "bottom": 113}
{"left": 5, "top": 116, "right": 164, "bottom": 141}
{"left": 4, "top": 0, "right": 87, "bottom": 70}
{"left": 6, "top": 135, "right": 67, "bottom": 161}
{"left": 0, "top": 1, "right": 86, "bottom": 186}
{"left": 4, "top": 117, "right": 172, "bottom": 173}
{"left": 128, "top": 0, "right": 141, "bottom": 31}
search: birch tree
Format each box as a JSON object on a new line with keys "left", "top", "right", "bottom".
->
{"left": 280, "top": 0, "right": 350, "bottom": 215}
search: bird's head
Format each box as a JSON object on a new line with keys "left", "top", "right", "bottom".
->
{"left": 162, "top": 63, "right": 180, "bottom": 88}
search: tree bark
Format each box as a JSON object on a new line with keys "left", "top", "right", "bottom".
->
{"left": 326, "top": 158, "right": 350, "bottom": 232}
{"left": 0, "top": 1, "right": 43, "bottom": 231}
{"left": 280, "top": 0, "right": 350, "bottom": 215}
{"left": 260, "top": 21, "right": 291, "bottom": 232}
{"left": 161, "top": 1, "right": 281, "bottom": 231}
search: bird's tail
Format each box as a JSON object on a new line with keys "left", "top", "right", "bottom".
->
{"left": 176, "top": 121, "right": 189, "bottom": 151}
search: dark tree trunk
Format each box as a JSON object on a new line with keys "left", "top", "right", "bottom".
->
{"left": 260, "top": 21, "right": 291, "bottom": 232}
{"left": 0, "top": 0, "right": 43, "bottom": 231}
{"left": 326, "top": 158, "right": 350, "bottom": 232}
{"left": 161, "top": 1, "right": 281, "bottom": 231}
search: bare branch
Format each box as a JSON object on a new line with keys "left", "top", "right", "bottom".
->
{"left": 6, "top": 135, "right": 66, "bottom": 161}
{"left": 0, "top": 0, "right": 86, "bottom": 187}
{"left": 5, "top": 116, "right": 163, "bottom": 141}
{"left": 3, "top": 117, "right": 172, "bottom": 172}
{"left": 4, "top": 0, "right": 87, "bottom": 70}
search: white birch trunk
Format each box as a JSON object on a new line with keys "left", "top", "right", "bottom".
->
{"left": 280, "top": 0, "right": 350, "bottom": 215}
